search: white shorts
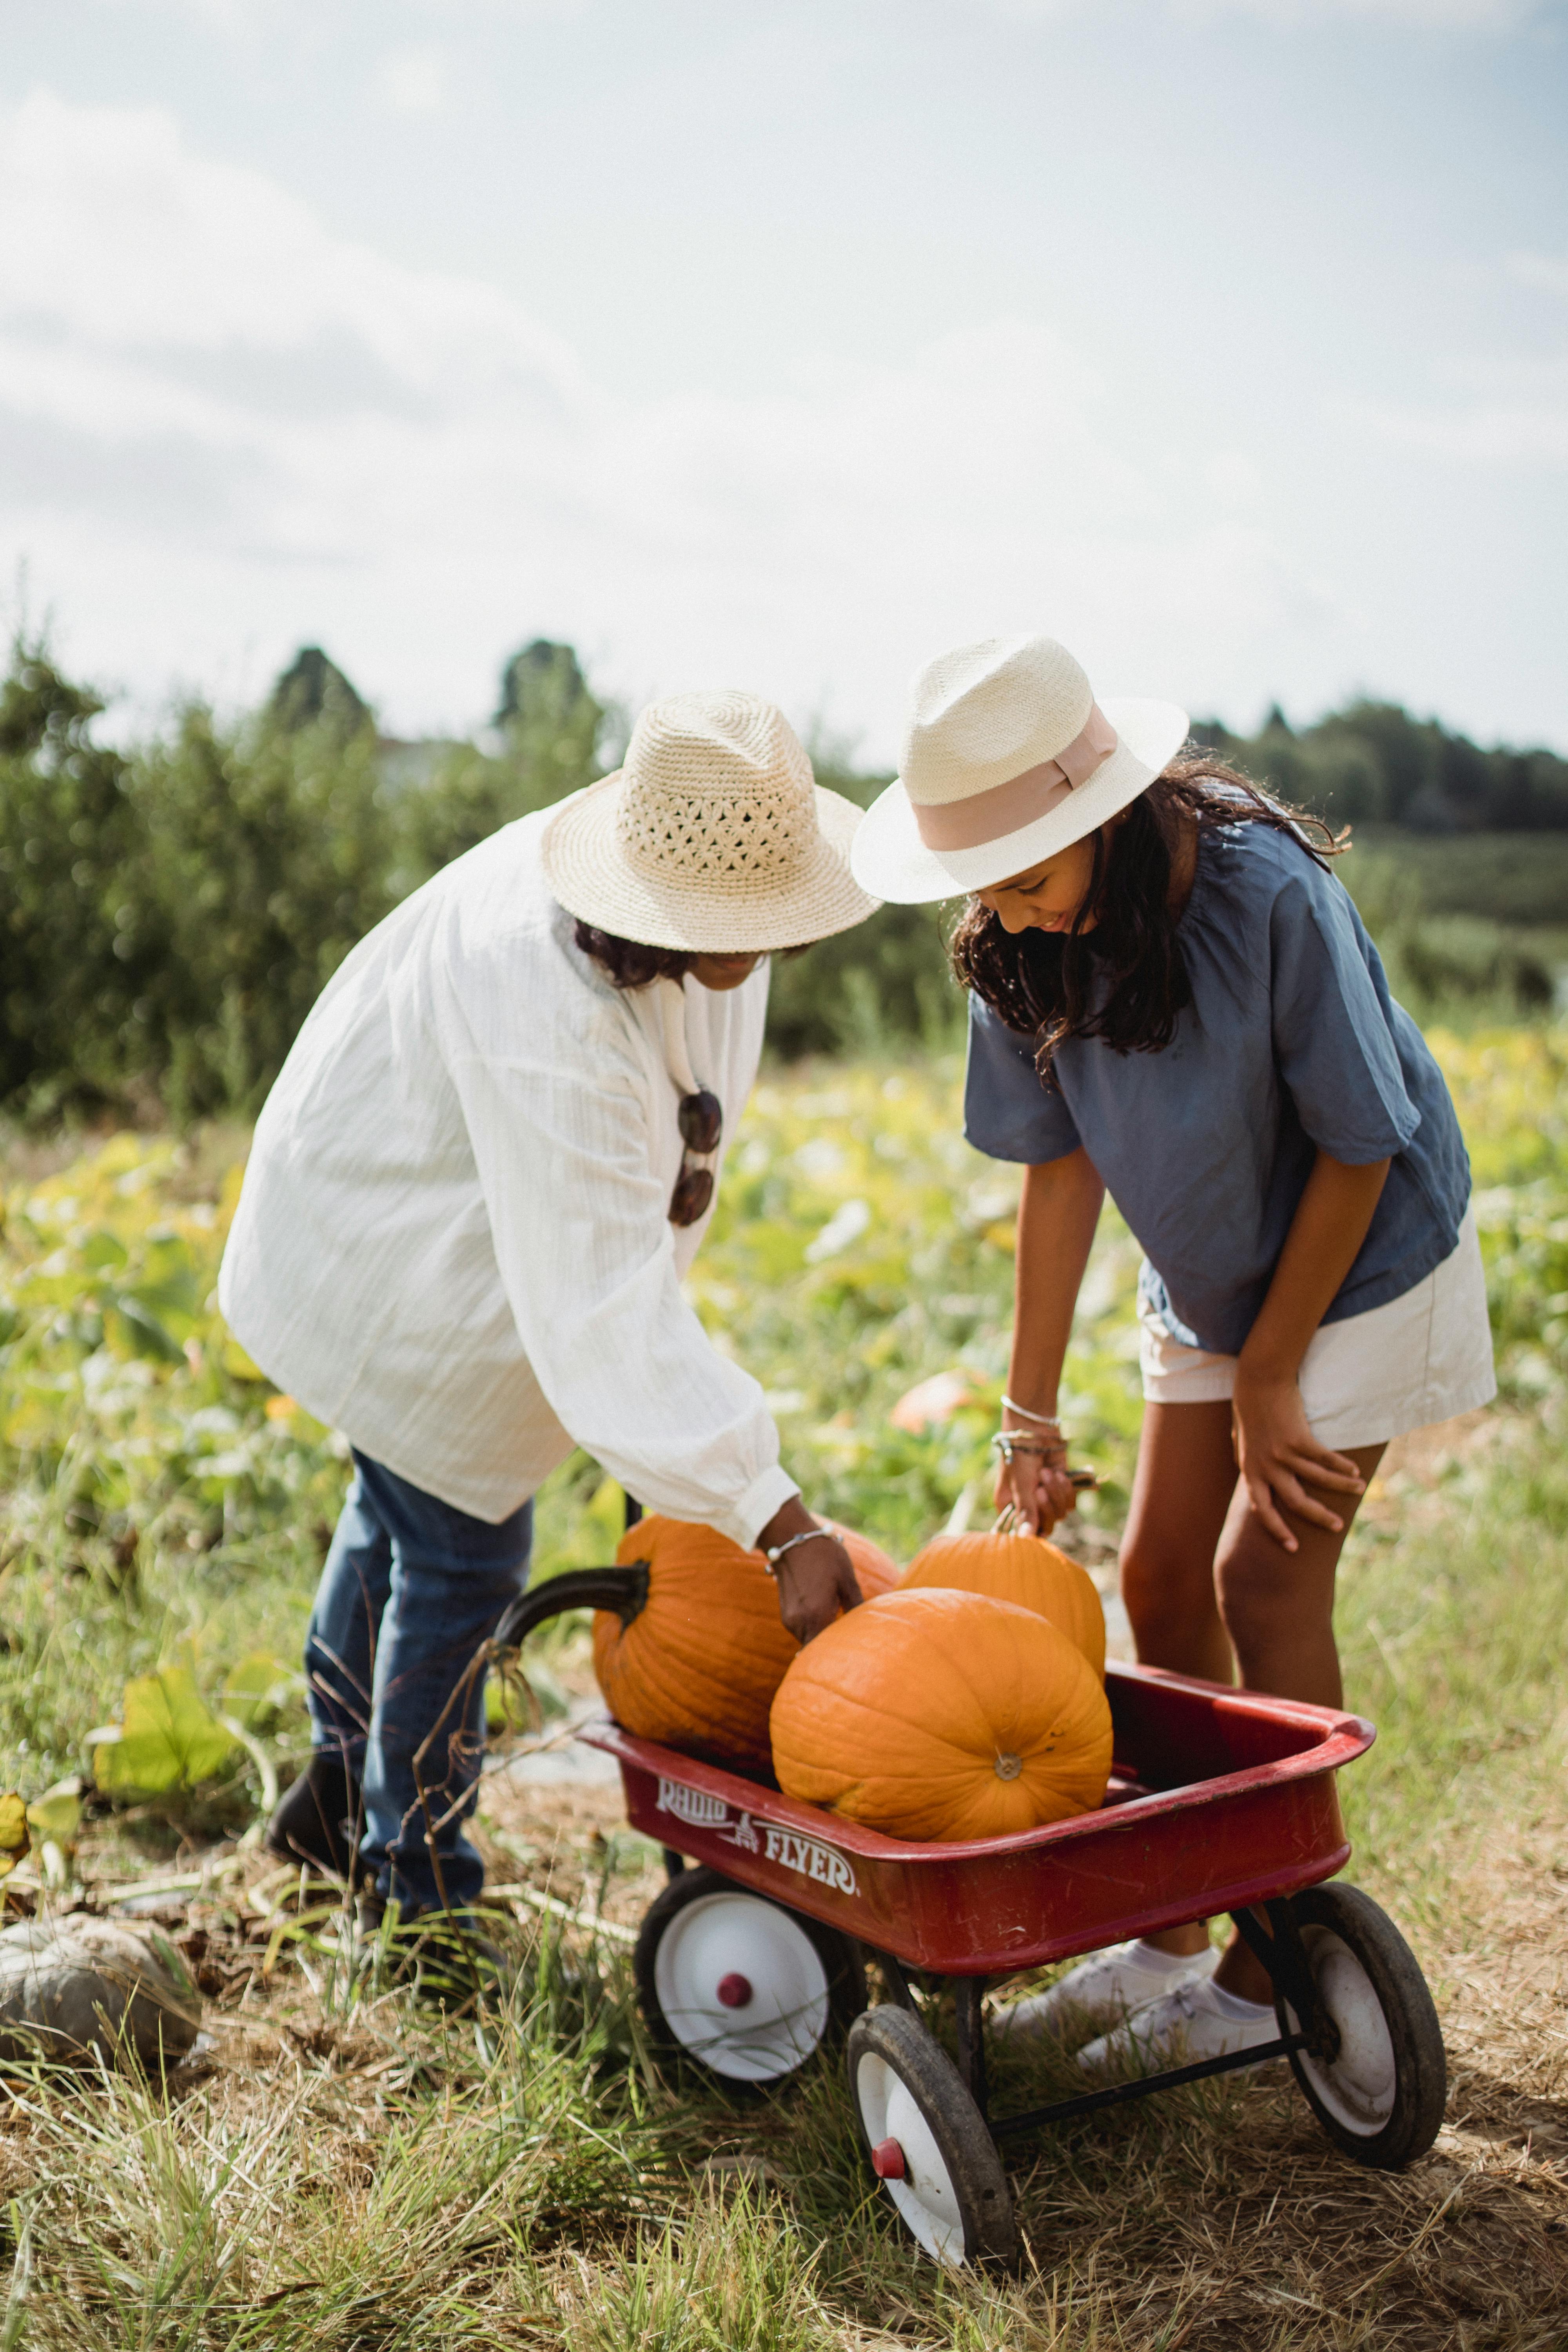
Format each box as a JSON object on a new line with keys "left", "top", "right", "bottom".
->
{"left": 1137, "top": 1207, "right": 1497, "bottom": 1450}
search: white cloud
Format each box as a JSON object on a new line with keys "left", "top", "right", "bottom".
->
{"left": 0, "top": 87, "right": 1336, "bottom": 746}
{"left": 1508, "top": 250, "right": 1568, "bottom": 301}
{"left": 976, "top": 0, "right": 1547, "bottom": 24}
{"left": 369, "top": 46, "right": 449, "bottom": 115}
{"left": 1171, "top": 0, "right": 1543, "bottom": 24}
{"left": 1354, "top": 252, "right": 1568, "bottom": 468}
{"left": 1358, "top": 371, "right": 1568, "bottom": 465}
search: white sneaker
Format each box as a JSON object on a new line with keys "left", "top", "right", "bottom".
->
{"left": 1076, "top": 1975, "right": 1278, "bottom": 2077}
{"left": 991, "top": 1939, "right": 1219, "bottom": 2051}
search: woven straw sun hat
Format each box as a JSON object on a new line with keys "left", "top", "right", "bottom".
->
{"left": 542, "top": 690, "right": 880, "bottom": 952}
{"left": 850, "top": 635, "right": 1190, "bottom": 905}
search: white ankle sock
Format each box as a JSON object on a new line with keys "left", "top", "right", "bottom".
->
{"left": 1208, "top": 1982, "right": 1274, "bottom": 2019}
{"left": 1130, "top": 1939, "right": 1211, "bottom": 1976}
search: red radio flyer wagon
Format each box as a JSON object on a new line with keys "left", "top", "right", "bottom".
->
{"left": 497, "top": 1566, "right": 1446, "bottom": 2272}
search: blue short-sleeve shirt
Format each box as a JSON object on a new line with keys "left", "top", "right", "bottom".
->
{"left": 963, "top": 822, "right": 1472, "bottom": 1356}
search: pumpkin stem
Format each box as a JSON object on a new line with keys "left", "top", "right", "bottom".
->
{"left": 994, "top": 1751, "right": 1024, "bottom": 1781}
{"left": 492, "top": 1562, "right": 650, "bottom": 1652}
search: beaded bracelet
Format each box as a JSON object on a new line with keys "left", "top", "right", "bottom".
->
{"left": 761, "top": 1527, "right": 826, "bottom": 1578}
{"left": 991, "top": 1431, "right": 1068, "bottom": 1465}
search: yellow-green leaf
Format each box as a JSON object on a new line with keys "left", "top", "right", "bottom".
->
{"left": 26, "top": 1781, "right": 82, "bottom": 1847}
{"left": 91, "top": 1669, "right": 238, "bottom": 1796}
{"left": 0, "top": 1793, "right": 30, "bottom": 1879}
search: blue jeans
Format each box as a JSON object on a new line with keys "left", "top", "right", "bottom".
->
{"left": 304, "top": 1452, "right": 532, "bottom": 1914}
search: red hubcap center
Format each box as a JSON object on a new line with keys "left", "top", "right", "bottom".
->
{"left": 871, "top": 2138, "right": 906, "bottom": 2180}
{"left": 716, "top": 1971, "right": 753, "bottom": 2009}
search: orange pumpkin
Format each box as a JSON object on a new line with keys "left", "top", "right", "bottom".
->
{"left": 769, "top": 1588, "right": 1112, "bottom": 1842}
{"left": 592, "top": 1515, "right": 899, "bottom": 1769}
{"left": 902, "top": 1530, "right": 1105, "bottom": 1678}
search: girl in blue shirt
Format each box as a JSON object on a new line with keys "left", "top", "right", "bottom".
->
{"left": 851, "top": 635, "right": 1494, "bottom": 2071}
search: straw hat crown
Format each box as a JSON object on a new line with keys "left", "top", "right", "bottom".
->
{"left": 850, "top": 631, "right": 1189, "bottom": 905}
{"left": 901, "top": 637, "right": 1095, "bottom": 809}
{"left": 541, "top": 689, "right": 879, "bottom": 953}
{"left": 616, "top": 692, "right": 817, "bottom": 892}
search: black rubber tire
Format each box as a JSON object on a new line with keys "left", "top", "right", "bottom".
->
{"left": 634, "top": 1865, "right": 865, "bottom": 2089}
{"left": 846, "top": 2006, "right": 1018, "bottom": 2271}
{"left": 1277, "top": 1880, "right": 1447, "bottom": 2168}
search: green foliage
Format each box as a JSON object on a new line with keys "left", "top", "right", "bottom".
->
{"left": 126, "top": 701, "right": 399, "bottom": 1118}
{"left": 0, "top": 641, "right": 145, "bottom": 1110}
{"left": 268, "top": 644, "right": 372, "bottom": 740}
{"left": 4, "top": 623, "right": 1565, "bottom": 1126}
{"left": 1197, "top": 697, "right": 1568, "bottom": 834}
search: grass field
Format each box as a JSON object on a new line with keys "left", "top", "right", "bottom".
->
{"left": 0, "top": 1032, "right": 1566, "bottom": 2346}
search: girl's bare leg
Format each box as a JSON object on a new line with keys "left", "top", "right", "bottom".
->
{"left": 1120, "top": 1400, "right": 1238, "bottom": 1683}
{"left": 1212, "top": 1441, "right": 1383, "bottom": 1709}
{"left": 1210, "top": 1440, "right": 1384, "bottom": 1998}
{"left": 1118, "top": 1401, "right": 1241, "bottom": 1954}
{"left": 1117, "top": 1408, "right": 1383, "bottom": 1980}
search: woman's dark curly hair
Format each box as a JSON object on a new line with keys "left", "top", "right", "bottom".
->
{"left": 573, "top": 922, "right": 696, "bottom": 990}
{"left": 573, "top": 921, "right": 808, "bottom": 988}
{"left": 949, "top": 757, "right": 1345, "bottom": 1077}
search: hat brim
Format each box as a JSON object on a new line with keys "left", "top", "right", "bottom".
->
{"left": 849, "top": 699, "right": 1192, "bottom": 904}
{"left": 540, "top": 776, "right": 882, "bottom": 953}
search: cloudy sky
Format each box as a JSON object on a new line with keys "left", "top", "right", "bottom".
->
{"left": 2, "top": 0, "right": 1564, "bottom": 759}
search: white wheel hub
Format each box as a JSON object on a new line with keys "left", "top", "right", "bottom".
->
{"left": 653, "top": 1892, "right": 830, "bottom": 2082}
{"left": 854, "top": 2051, "right": 967, "bottom": 2268}
{"left": 1293, "top": 1927, "right": 1397, "bottom": 2134}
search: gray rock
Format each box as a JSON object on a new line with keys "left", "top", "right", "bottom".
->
{"left": 0, "top": 1916, "right": 201, "bottom": 2070}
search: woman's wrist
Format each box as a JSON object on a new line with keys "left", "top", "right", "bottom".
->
{"left": 1001, "top": 1389, "right": 1061, "bottom": 1431}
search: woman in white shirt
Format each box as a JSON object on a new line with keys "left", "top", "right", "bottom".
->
{"left": 220, "top": 691, "right": 879, "bottom": 1926}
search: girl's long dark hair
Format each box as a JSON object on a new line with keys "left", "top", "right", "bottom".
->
{"left": 949, "top": 758, "right": 1344, "bottom": 1076}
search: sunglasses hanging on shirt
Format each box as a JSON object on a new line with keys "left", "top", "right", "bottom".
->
{"left": 670, "top": 1088, "right": 722, "bottom": 1227}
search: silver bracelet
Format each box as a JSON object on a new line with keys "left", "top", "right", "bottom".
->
{"left": 1001, "top": 1393, "right": 1062, "bottom": 1432}
{"left": 761, "top": 1527, "right": 824, "bottom": 1577}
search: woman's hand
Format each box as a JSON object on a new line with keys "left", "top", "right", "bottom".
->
{"left": 1230, "top": 1368, "right": 1367, "bottom": 1552}
{"left": 757, "top": 1499, "right": 863, "bottom": 1644}
{"left": 993, "top": 1439, "right": 1078, "bottom": 1539}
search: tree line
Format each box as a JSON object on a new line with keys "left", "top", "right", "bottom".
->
{"left": 2, "top": 633, "right": 1563, "bottom": 1122}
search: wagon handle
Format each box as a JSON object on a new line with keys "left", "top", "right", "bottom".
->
{"left": 492, "top": 1562, "right": 649, "bottom": 1654}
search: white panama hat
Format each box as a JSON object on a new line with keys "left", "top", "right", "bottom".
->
{"left": 850, "top": 635, "right": 1190, "bottom": 904}
{"left": 541, "top": 689, "right": 881, "bottom": 953}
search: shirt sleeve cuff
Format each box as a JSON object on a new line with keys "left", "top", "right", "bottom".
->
{"left": 727, "top": 1464, "right": 801, "bottom": 1555}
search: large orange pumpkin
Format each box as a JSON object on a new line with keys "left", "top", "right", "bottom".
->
{"left": 902, "top": 1530, "right": 1105, "bottom": 1678}
{"left": 769, "top": 1588, "right": 1112, "bottom": 1842}
{"left": 592, "top": 1515, "right": 898, "bottom": 1770}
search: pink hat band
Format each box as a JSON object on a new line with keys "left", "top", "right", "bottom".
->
{"left": 911, "top": 702, "right": 1119, "bottom": 853}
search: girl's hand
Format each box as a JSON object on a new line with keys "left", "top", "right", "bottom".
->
{"left": 993, "top": 1439, "right": 1078, "bottom": 1540}
{"left": 1231, "top": 1370, "right": 1367, "bottom": 1552}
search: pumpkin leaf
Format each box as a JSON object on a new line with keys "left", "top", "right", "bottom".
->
{"left": 26, "top": 1779, "right": 82, "bottom": 1847}
{"left": 89, "top": 1668, "right": 238, "bottom": 1795}
{"left": 111, "top": 1292, "right": 185, "bottom": 1362}
{"left": 0, "top": 1793, "right": 30, "bottom": 1878}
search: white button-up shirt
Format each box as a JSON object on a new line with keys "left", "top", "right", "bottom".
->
{"left": 218, "top": 809, "right": 796, "bottom": 1548}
